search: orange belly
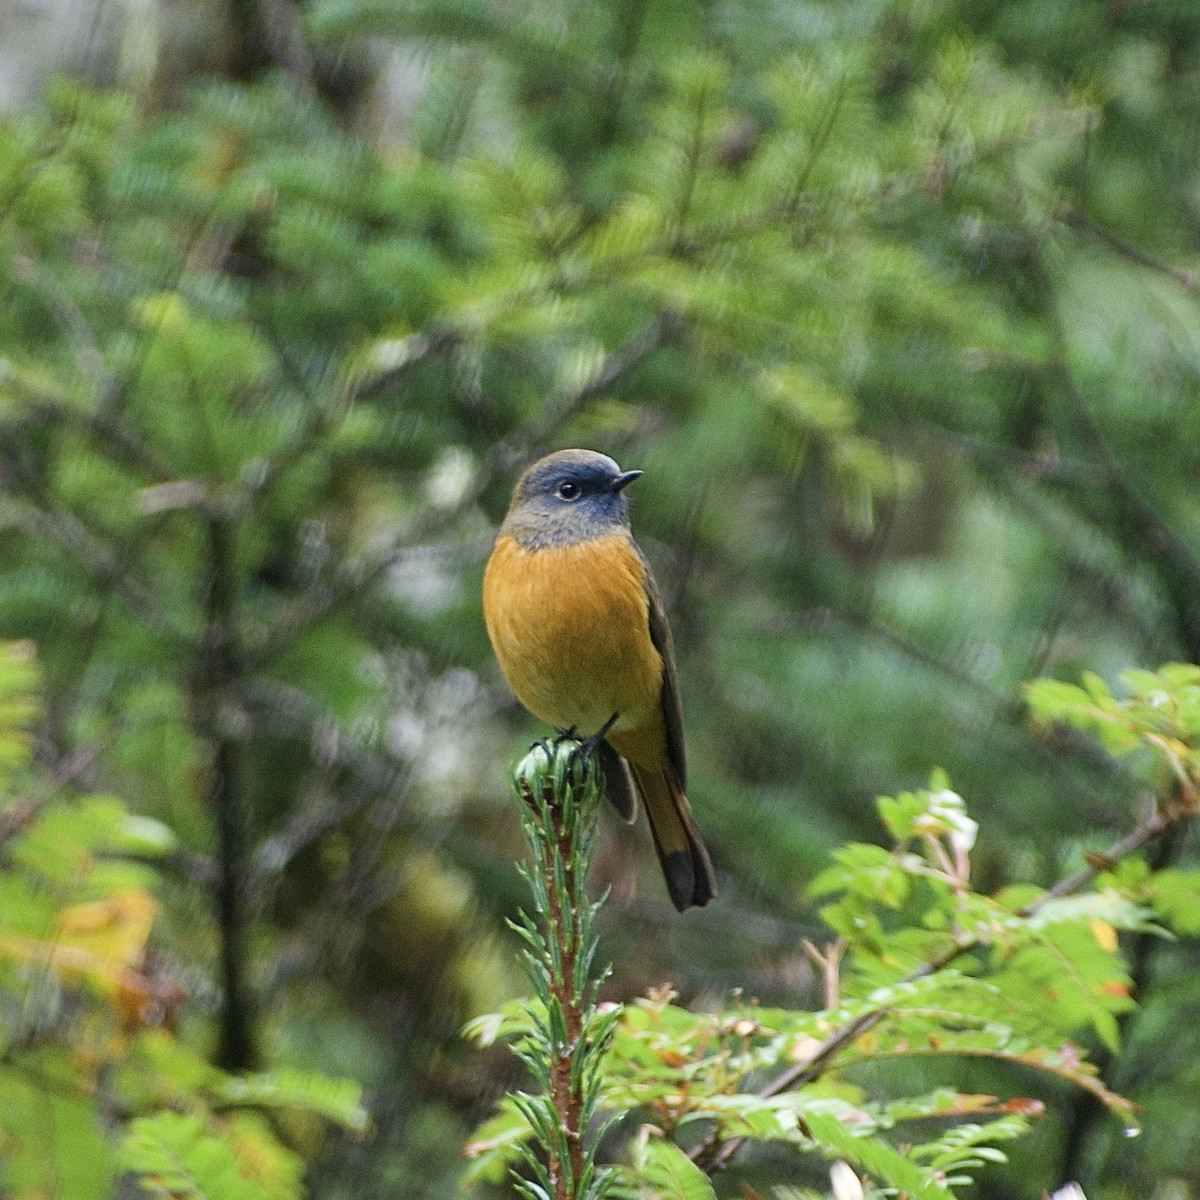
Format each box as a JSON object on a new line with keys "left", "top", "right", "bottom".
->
{"left": 483, "top": 533, "right": 665, "bottom": 760}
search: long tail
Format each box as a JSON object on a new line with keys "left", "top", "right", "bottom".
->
{"left": 628, "top": 763, "right": 717, "bottom": 911}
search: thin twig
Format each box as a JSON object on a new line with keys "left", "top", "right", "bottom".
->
{"left": 1057, "top": 207, "right": 1200, "bottom": 298}
{"left": 1027, "top": 254, "right": 1200, "bottom": 661}
{"left": 777, "top": 605, "right": 1124, "bottom": 812}
{"left": 694, "top": 790, "right": 1194, "bottom": 1172}
{"left": 0, "top": 488, "right": 184, "bottom": 644}
{"left": 10, "top": 251, "right": 111, "bottom": 390}
{"left": 231, "top": 324, "right": 459, "bottom": 519}
{"left": 0, "top": 740, "right": 109, "bottom": 847}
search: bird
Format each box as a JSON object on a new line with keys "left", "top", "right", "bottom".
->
{"left": 483, "top": 448, "right": 717, "bottom": 911}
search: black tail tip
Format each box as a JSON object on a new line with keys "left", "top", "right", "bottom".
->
{"left": 661, "top": 849, "right": 718, "bottom": 912}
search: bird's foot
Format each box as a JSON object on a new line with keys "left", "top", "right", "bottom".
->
{"left": 525, "top": 726, "right": 576, "bottom": 758}
{"left": 526, "top": 717, "right": 618, "bottom": 787}
{"left": 562, "top": 713, "right": 618, "bottom": 776}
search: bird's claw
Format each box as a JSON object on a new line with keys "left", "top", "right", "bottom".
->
{"left": 560, "top": 713, "right": 618, "bottom": 777}
{"left": 525, "top": 716, "right": 619, "bottom": 787}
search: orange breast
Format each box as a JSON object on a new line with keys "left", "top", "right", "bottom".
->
{"left": 483, "top": 533, "right": 665, "bottom": 760}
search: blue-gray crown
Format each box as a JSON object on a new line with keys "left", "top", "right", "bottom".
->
{"left": 502, "top": 449, "right": 642, "bottom": 549}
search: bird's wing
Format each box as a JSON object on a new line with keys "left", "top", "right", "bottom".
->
{"left": 640, "top": 550, "right": 686, "bottom": 790}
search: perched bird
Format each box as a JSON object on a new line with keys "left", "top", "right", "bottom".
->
{"left": 483, "top": 448, "right": 717, "bottom": 911}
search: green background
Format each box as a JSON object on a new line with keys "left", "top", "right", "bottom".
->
{"left": 1, "top": 0, "right": 1198, "bottom": 1195}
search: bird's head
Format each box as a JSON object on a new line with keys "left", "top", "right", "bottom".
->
{"left": 502, "top": 449, "right": 643, "bottom": 548}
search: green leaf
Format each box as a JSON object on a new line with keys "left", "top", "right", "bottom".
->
{"left": 0, "top": 640, "right": 39, "bottom": 774}
{"left": 461, "top": 1099, "right": 533, "bottom": 1187}
{"left": 801, "top": 1110, "right": 953, "bottom": 1200}
{"left": 809, "top": 843, "right": 908, "bottom": 904}
{"left": 1022, "top": 679, "right": 1139, "bottom": 754}
{"left": 112, "top": 813, "right": 179, "bottom": 857}
{"left": 701, "top": 1092, "right": 798, "bottom": 1140}
{"left": 909, "top": 1114, "right": 1027, "bottom": 1174}
{"left": 1147, "top": 869, "right": 1200, "bottom": 935}
{"left": 0, "top": 1076, "right": 114, "bottom": 1200}
{"left": 121, "top": 1113, "right": 271, "bottom": 1200}
{"left": 210, "top": 1067, "right": 369, "bottom": 1133}
{"left": 631, "top": 1135, "right": 717, "bottom": 1200}
{"left": 10, "top": 794, "right": 128, "bottom": 884}
{"left": 1026, "top": 890, "right": 1159, "bottom": 935}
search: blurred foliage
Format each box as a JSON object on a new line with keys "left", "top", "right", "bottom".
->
{"left": 470, "top": 666, "right": 1200, "bottom": 1195}
{"left": 0, "top": 641, "right": 366, "bottom": 1198}
{"left": 0, "top": 0, "right": 1199, "bottom": 1195}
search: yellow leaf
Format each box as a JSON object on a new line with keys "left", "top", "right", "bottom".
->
{"left": 0, "top": 886, "right": 161, "bottom": 1012}
{"left": 1090, "top": 919, "right": 1118, "bottom": 953}
{"left": 57, "top": 887, "right": 160, "bottom": 968}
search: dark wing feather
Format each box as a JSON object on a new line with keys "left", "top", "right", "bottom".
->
{"left": 598, "top": 741, "right": 637, "bottom": 822}
{"left": 638, "top": 546, "right": 686, "bottom": 789}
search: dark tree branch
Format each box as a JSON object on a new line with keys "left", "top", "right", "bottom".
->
{"left": 231, "top": 324, "right": 461, "bottom": 520}
{"left": 982, "top": 468, "right": 1169, "bottom": 662}
{"left": 780, "top": 605, "right": 1024, "bottom": 717}
{"left": 775, "top": 605, "right": 1125, "bottom": 816}
{"left": 10, "top": 250, "right": 111, "bottom": 390}
{"left": 238, "top": 675, "right": 417, "bottom": 880}
{"left": 228, "top": 0, "right": 316, "bottom": 91}
{"left": 1056, "top": 208, "right": 1200, "bottom": 298}
{"left": 0, "top": 486, "right": 184, "bottom": 644}
{"left": 197, "top": 515, "right": 257, "bottom": 1073}
{"left": 112, "top": 847, "right": 219, "bottom": 889}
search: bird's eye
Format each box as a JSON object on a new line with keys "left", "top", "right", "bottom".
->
{"left": 556, "top": 480, "right": 582, "bottom": 501}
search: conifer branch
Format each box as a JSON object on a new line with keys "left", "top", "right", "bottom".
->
{"left": 0, "top": 483, "right": 184, "bottom": 643}
{"left": 507, "top": 741, "right": 618, "bottom": 1200}
{"left": 779, "top": 604, "right": 1122, "bottom": 811}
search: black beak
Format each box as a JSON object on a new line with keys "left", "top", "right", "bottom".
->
{"left": 610, "top": 469, "right": 643, "bottom": 493}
